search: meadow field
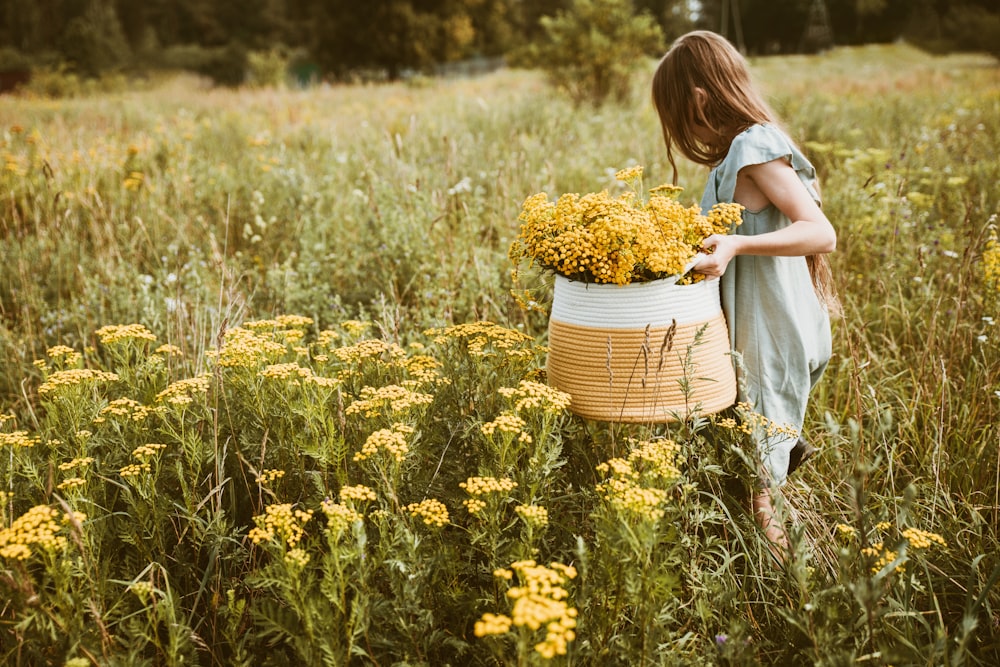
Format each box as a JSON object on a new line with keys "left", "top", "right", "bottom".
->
{"left": 1, "top": 43, "right": 999, "bottom": 665}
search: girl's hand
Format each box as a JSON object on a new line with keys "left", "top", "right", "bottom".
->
{"left": 695, "top": 234, "right": 740, "bottom": 277}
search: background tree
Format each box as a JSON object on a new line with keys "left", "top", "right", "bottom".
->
{"left": 0, "top": 0, "right": 996, "bottom": 86}
{"left": 514, "top": 0, "right": 664, "bottom": 106}
{"left": 310, "top": 0, "right": 479, "bottom": 79}
{"left": 634, "top": 0, "right": 695, "bottom": 43}
{"left": 59, "top": 0, "right": 131, "bottom": 76}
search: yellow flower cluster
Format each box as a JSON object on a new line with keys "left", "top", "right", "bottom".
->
{"left": 276, "top": 315, "right": 315, "bottom": 329}
{"left": 0, "top": 505, "right": 73, "bottom": 560}
{"left": 332, "top": 339, "right": 406, "bottom": 363}
{"left": 345, "top": 385, "right": 434, "bottom": 418}
{"left": 498, "top": 380, "right": 572, "bottom": 414}
{"left": 626, "top": 438, "right": 683, "bottom": 482}
{"left": 260, "top": 362, "right": 312, "bottom": 380}
{"left": 94, "top": 323, "right": 157, "bottom": 345}
{"left": 132, "top": 443, "right": 167, "bottom": 459}
{"left": 129, "top": 581, "right": 155, "bottom": 598}
{"left": 0, "top": 431, "right": 40, "bottom": 448}
{"left": 248, "top": 503, "right": 314, "bottom": 547}
{"left": 902, "top": 527, "right": 947, "bottom": 550}
{"left": 59, "top": 456, "right": 95, "bottom": 471}
{"left": 595, "top": 441, "right": 681, "bottom": 522}
{"left": 515, "top": 504, "right": 549, "bottom": 528}
{"left": 317, "top": 330, "right": 341, "bottom": 347}
{"left": 615, "top": 165, "right": 643, "bottom": 182}
{"left": 835, "top": 523, "right": 857, "bottom": 542}
{"left": 402, "top": 354, "right": 443, "bottom": 383}
{"left": 460, "top": 476, "right": 518, "bottom": 496}
{"left": 120, "top": 463, "right": 151, "bottom": 477}
{"left": 596, "top": 478, "right": 669, "bottom": 521}
{"left": 123, "top": 171, "right": 144, "bottom": 191}
{"left": 594, "top": 439, "right": 681, "bottom": 521}
{"left": 354, "top": 423, "right": 415, "bottom": 462}
{"left": 275, "top": 330, "right": 306, "bottom": 348}
{"left": 477, "top": 560, "right": 578, "bottom": 659}
{"left": 38, "top": 369, "right": 119, "bottom": 396}
{"left": 473, "top": 613, "right": 512, "bottom": 637}
{"left": 284, "top": 547, "right": 310, "bottom": 568}
{"left": 156, "top": 374, "right": 212, "bottom": 405}
{"left": 46, "top": 345, "right": 82, "bottom": 366}
{"left": 464, "top": 498, "right": 487, "bottom": 514}
{"left": 510, "top": 173, "right": 743, "bottom": 285}
{"left": 4, "top": 153, "right": 23, "bottom": 175}
{"left": 862, "top": 542, "right": 904, "bottom": 575}
{"left": 425, "top": 322, "right": 534, "bottom": 358}
{"left": 321, "top": 500, "right": 363, "bottom": 533}
{"left": 341, "top": 320, "right": 370, "bottom": 336}
{"left": 242, "top": 317, "right": 309, "bottom": 335}
{"left": 983, "top": 227, "right": 1000, "bottom": 294}
{"left": 256, "top": 469, "right": 286, "bottom": 485}
{"left": 406, "top": 499, "right": 450, "bottom": 527}
{"left": 340, "top": 484, "right": 377, "bottom": 502}
{"left": 100, "top": 397, "right": 157, "bottom": 421}
{"left": 154, "top": 344, "right": 183, "bottom": 357}
{"left": 257, "top": 362, "right": 339, "bottom": 389}
{"left": 209, "top": 327, "right": 286, "bottom": 368}
{"left": 729, "top": 403, "right": 800, "bottom": 439}
{"left": 57, "top": 477, "right": 86, "bottom": 490}
{"left": 481, "top": 412, "right": 526, "bottom": 436}
{"left": 460, "top": 476, "right": 517, "bottom": 515}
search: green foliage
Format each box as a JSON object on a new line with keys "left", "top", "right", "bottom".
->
{"left": 0, "top": 47, "right": 31, "bottom": 72}
{"left": 942, "top": 3, "right": 1000, "bottom": 59}
{"left": 0, "top": 43, "right": 999, "bottom": 664}
{"left": 16, "top": 64, "right": 133, "bottom": 99}
{"left": 198, "top": 42, "right": 249, "bottom": 87}
{"left": 1, "top": 316, "right": 992, "bottom": 664}
{"left": 311, "top": 0, "right": 480, "bottom": 80}
{"left": 515, "top": 0, "right": 664, "bottom": 106}
{"left": 247, "top": 48, "right": 291, "bottom": 88}
{"left": 59, "top": 0, "right": 131, "bottom": 77}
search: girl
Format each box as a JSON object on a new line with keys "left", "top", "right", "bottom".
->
{"left": 651, "top": 31, "right": 837, "bottom": 560}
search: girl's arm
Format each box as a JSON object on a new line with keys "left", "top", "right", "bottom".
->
{"left": 695, "top": 158, "right": 836, "bottom": 277}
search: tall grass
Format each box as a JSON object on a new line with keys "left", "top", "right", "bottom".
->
{"left": 1, "top": 45, "right": 999, "bottom": 664}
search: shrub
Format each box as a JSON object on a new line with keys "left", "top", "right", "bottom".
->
{"left": 19, "top": 64, "right": 83, "bottom": 98}
{"left": 59, "top": 0, "right": 131, "bottom": 77}
{"left": 513, "top": 0, "right": 664, "bottom": 106}
{"left": 247, "top": 47, "right": 290, "bottom": 88}
{"left": 158, "top": 42, "right": 248, "bottom": 87}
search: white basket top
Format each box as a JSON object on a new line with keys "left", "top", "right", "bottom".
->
{"left": 550, "top": 273, "right": 722, "bottom": 328}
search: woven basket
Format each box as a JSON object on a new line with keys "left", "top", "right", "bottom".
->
{"left": 546, "top": 275, "right": 736, "bottom": 422}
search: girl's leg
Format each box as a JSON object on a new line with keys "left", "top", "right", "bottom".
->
{"left": 752, "top": 487, "right": 788, "bottom": 564}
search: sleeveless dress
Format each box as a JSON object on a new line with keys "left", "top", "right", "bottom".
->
{"left": 699, "top": 123, "right": 832, "bottom": 487}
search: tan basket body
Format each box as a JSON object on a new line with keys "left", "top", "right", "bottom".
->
{"left": 546, "top": 276, "right": 736, "bottom": 422}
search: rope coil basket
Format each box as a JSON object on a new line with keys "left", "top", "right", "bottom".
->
{"left": 546, "top": 275, "right": 736, "bottom": 422}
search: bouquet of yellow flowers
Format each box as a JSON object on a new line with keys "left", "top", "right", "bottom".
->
{"left": 509, "top": 166, "right": 743, "bottom": 287}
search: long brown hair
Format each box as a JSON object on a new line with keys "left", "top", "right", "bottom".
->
{"left": 651, "top": 30, "right": 839, "bottom": 314}
{"left": 652, "top": 31, "right": 774, "bottom": 177}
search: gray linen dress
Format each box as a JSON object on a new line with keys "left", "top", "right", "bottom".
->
{"left": 699, "top": 123, "right": 832, "bottom": 486}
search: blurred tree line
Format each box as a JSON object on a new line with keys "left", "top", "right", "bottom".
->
{"left": 0, "top": 0, "right": 996, "bottom": 86}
